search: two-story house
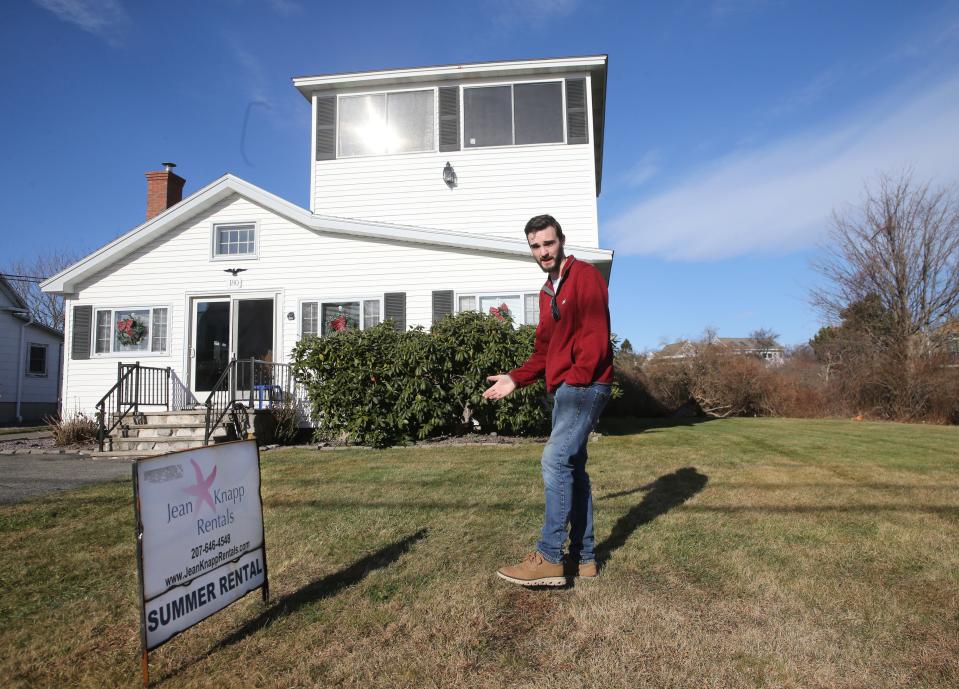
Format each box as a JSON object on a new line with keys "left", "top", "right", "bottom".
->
{"left": 41, "top": 55, "right": 613, "bottom": 441}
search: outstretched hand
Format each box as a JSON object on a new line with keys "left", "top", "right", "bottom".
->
{"left": 483, "top": 374, "right": 517, "bottom": 401}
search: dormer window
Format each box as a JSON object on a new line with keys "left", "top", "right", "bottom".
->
{"left": 464, "top": 81, "right": 564, "bottom": 148}
{"left": 338, "top": 89, "right": 435, "bottom": 157}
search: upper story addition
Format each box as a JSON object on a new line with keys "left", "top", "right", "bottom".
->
{"left": 293, "top": 55, "right": 608, "bottom": 248}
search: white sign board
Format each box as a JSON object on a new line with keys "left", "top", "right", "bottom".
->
{"left": 134, "top": 440, "right": 268, "bottom": 651}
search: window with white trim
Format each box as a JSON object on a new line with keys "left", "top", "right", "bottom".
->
{"left": 27, "top": 343, "right": 47, "bottom": 376}
{"left": 93, "top": 307, "right": 169, "bottom": 354}
{"left": 457, "top": 292, "right": 541, "bottom": 326}
{"left": 464, "top": 81, "right": 564, "bottom": 148}
{"left": 213, "top": 223, "right": 256, "bottom": 257}
{"left": 338, "top": 89, "right": 435, "bottom": 157}
{"left": 301, "top": 298, "right": 382, "bottom": 337}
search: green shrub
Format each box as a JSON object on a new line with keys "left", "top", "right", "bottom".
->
{"left": 290, "top": 312, "right": 549, "bottom": 448}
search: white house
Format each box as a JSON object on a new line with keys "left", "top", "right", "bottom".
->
{"left": 42, "top": 55, "right": 613, "bottom": 445}
{"left": 0, "top": 276, "right": 63, "bottom": 424}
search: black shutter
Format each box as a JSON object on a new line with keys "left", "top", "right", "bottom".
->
{"left": 384, "top": 292, "right": 406, "bottom": 332}
{"left": 432, "top": 290, "right": 454, "bottom": 325}
{"left": 315, "top": 95, "right": 336, "bottom": 161}
{"left": 71, "top": 305, "right": 92, "bottom": 360}
{"left": 565, "top": 78, "right": 588, "bottom": 144}
{"left": 438, "top": 86, "right": 460, "bottom": 152}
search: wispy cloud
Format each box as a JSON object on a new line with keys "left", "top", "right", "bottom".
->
{"left": 32, "top": 0, "right": 130, "bottom": 46}
{"left": 230, "top": 41, "right": 270, "bottom": 104}
{"left": 266, "top": 0, "right": 301, "bottom": 15}
{"left": 605, "top": 71, "right": 959, "bottom": 261}
{"left": 624, "top": 151, "right": 661, "bottom": 188}
{"left": 710, "top": 0, "right": 776, "bottom": 18}
{"left": 487, "top": 0, "right": 581, "bottom": 29}
{"left": 768, "top": 66, "right": 843, "bottom": 117}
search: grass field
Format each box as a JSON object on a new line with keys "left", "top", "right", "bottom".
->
{"left": 1, "top": 417, "right": 957, "bottom": 688}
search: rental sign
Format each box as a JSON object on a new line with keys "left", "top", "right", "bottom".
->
{"left": 133, "top": 440, "right": 269, "bottom": 680}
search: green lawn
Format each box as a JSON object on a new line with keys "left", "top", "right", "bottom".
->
{"left": 1, "top": 418, "right": 957, "bottom": 688}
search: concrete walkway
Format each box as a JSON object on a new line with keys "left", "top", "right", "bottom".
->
{"left": 0, "top": 430, "right": 53, "bottom": 442}
{"left": 0, "top": 453, "right": 131, "bottom": 505}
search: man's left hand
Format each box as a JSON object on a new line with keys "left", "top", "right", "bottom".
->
{"left": 483, "top": 374, "right": 517, "bottom": 401}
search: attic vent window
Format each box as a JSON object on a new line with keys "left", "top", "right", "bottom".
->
{"left": 338, "top": 89, "right": 435, "bottom": 157}
{"left": 213, "top": 223, "right": 257, "bottom": 258}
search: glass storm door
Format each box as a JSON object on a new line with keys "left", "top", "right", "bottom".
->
{"left": 190, "top": 297, "right": 274, "bottom": 399}
{"left": 191, "top": 298, "right": 231, "bottom": 397}
{"left": 233, "top": 298, "right": 274, "bottom": 393}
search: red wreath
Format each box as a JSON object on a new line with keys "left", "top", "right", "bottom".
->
{"left": 489, "top": 303, "right": 512, "bottom": 322}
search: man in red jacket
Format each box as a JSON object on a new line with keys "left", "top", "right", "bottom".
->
{"left": 484, "top": 214, "right": 613, "bottom": 586}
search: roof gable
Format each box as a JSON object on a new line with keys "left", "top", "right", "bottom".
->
{"left": 41, "top": 174, "right": 613, "bottom": 294}
{"left": 0, "top": 276, "right": 28, "bottom": 310}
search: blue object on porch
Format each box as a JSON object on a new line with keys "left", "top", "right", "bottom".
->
{"left": 253, "top": 384, "right": 283, "bottom": 409}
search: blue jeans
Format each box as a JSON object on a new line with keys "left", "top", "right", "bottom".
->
{"left": 536, "top": 382, "right": 611, "bottom": 565}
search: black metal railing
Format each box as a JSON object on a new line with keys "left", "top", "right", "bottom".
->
{"left": 95, "top": 362, "right": 172, "bottom": 451}
{"left": 203, "top": 358, "right": 295, "bottom": 445}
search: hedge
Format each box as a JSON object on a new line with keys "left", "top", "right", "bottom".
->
{"left": 290, "top": 311, "right": 550, "bottom": 448}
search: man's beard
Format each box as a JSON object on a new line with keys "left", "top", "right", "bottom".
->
{"left": 539, "top": 253, "right": 564, "bottom": 273}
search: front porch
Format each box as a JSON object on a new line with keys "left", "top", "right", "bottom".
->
{"left": 94, "top": 358, "right": 298, "bottom": 455}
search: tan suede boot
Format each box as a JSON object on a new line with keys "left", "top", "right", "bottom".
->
{"left": 578, "top": 562, "right": 598, "bottom": 578}
{"left": 496, "top": 551, "right": 566, "bottom": 587}
{"left": 565, "top": 560, "right": 598, "bottom": 578}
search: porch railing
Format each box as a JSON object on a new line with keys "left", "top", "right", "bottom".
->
{"left": 203, "top": 358, "right": 295, "bottom": 445}
{"left": 95, "top": 362, "right": 171, "bottom": 451}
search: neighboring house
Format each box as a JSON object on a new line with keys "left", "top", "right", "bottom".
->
{"left": 931, "top": 320, "right": 959, "bottom": 365}
{"left": 651, "top": 337, "right": 785, "bottom": 365}
{"left": 42, "top": 56, "right": 613, "bottom": 426}
{"left": 0, "top": 276, "right": 63, "bottom": 424}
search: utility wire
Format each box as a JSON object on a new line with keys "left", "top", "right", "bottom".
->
{"left": 0, "top": 273, "right": 47, "bottom": 283}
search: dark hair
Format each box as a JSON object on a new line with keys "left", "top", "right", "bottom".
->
{"left": 524, "top": 214, "right": 564, "bottom": 240}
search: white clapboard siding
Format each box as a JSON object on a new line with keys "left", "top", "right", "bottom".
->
{"left": 20, "top": 329, "right": 62, "bottom": 404}
{"left": 63, "top": 195, "right": 555, "bottom": 416}
{"left": 313, "top": 144, "right": 599, "bottom": 248}
{"left": 0, "top": 313, "right": 62, "bottom": 412}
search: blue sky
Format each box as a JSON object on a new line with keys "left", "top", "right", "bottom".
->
{"left": 3, "top": 0, "right": 958, "bottom": 350}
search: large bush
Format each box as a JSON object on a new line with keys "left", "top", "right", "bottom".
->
{"left": 290, "top": 312, "right": 549, "bottom": 448}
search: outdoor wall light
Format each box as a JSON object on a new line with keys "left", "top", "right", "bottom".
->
{"left": 443, "top": 161, "right": 457, "bottom": 188}
{"left": 287, "top": 311, "right": 295, "bottom": 321}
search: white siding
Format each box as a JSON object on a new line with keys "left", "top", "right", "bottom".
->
{"left": 63, "top": 195, "right": 551, "bottom": 416}
{"left": 0, "top": 311, "right": 23, "bottom": 407}
{"left": 0, "top": 313, "right": 62, "bottom": 413}
{"left": 312, "top": 144, "right": 599, "bottom": 247}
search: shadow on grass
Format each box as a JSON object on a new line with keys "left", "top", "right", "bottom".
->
{"left": 213, "top": 528, "right": 428, "bottom": 650}
{"left": 595, "top": 467, "right": 708, "bottom": 566}
{"left": 598, "top": 416, "right": 717, "bottom": 436}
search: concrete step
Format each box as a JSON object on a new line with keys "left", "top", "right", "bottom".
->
{"left": 117, "top": 423, "right": 226, "bottom": 440}
{"left": 109, "top": 436, "right": 211, "bottom": 452}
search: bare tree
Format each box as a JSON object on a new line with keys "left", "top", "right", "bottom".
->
{"left": 812, "top": 172, "right": 959, "bottom": 345}
{"left": 749, "top": 327, "right": 780, "bottom": 350}
{"left": 3, "top": 249, "right": 83, "bottom": 331}
{"left": 811, "top": 172, "right": 959, "bottom": 418}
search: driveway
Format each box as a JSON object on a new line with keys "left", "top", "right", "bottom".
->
{"left": 0, "top": 453, "right": 132, "bottom": 505}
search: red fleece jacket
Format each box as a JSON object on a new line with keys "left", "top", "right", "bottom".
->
{"left": 508, "top": 256, "right": 614, "bottom": 392}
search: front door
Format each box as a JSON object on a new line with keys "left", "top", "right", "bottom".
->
{"left": 190, "top": 297, "right": 275, "bottom": 400}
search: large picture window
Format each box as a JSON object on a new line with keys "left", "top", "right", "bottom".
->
{"left": 457, "top": 292, "right": 540, "bottom": 326}
{"left": 301, "top": 299, "right": 382, "bottom": 337}
{"left": 464, "top": 81, "right": 564, "bottom": 148}
{"left": 94, "top": 307, "right": 169, "bottom": 354}
{"left": 338, "top": 89, "right": 435, "bottom": 157}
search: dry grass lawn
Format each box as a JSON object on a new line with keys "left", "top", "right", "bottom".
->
{"left": 1, "top": 417, "right": 957, "bottom": 688}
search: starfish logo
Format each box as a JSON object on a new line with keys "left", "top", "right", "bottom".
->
{"left": 182, "top": 459, "right": 217, "bottom": 514}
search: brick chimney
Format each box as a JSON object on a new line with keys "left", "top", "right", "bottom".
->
{"left": 145, "top": 162, "right": 186, "bottom": 220}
